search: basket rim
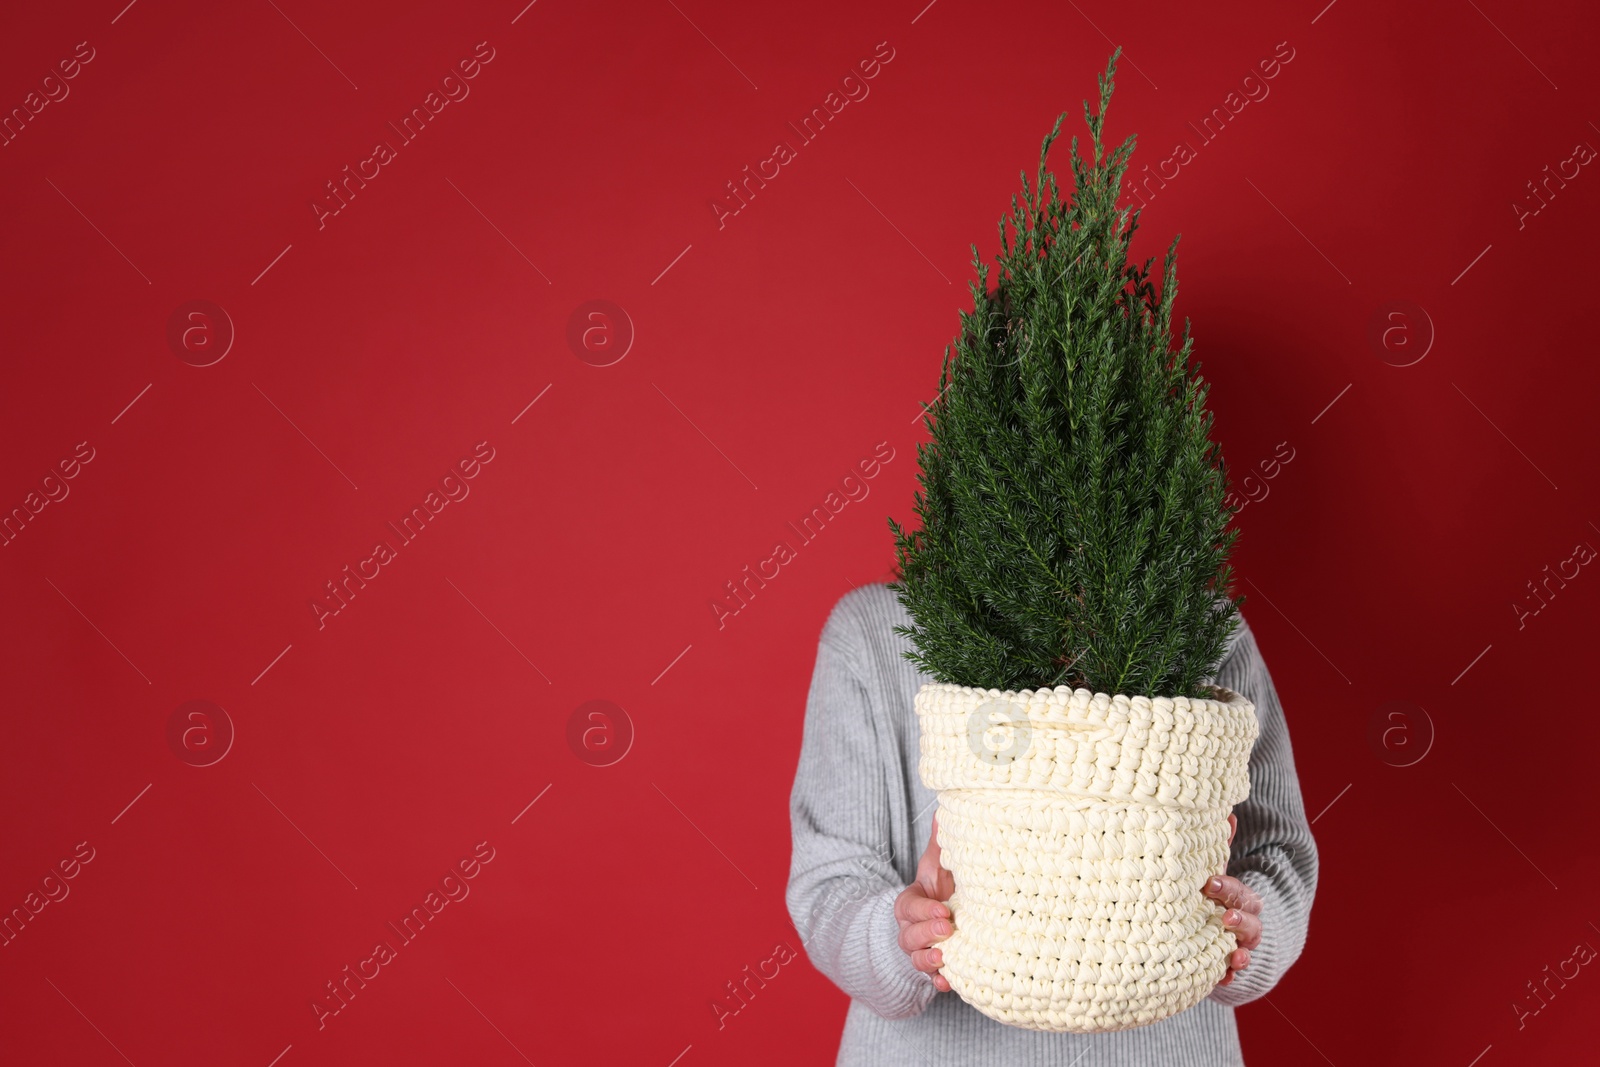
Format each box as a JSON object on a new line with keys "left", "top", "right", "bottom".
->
{"left": 915, "top": 679, "right": 1251, "bottom": 712}
{"left": 914, "top": 680, "right": 1260, "bottom": 799}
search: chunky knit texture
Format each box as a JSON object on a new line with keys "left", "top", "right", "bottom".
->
{"left": 917, "top": 682, "right": 1259, "bottom": 1032}
{"left": 786, "top": 582, "right": 1319, "bottom": 1066}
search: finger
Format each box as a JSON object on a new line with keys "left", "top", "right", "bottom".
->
{"left": 893, "top": 885, "right": 919, "bottom": 924}
{"left": 918, "top": 817, "right": 948, "bottom": 897}
{"left": 910, "top": 945, "right": 946, "bottom": 975}
{"left": 918, "top": 847, "right": 956, "bottom": 899}
{"left": 931, "top": 860, "right": 955, "bottom": 902}
{"left": 1203, "top": 874, "right": 1263, "bottom": 915}
{"left": 1240, "top": 884, "right": 1263, "bottom": 915}
{"left": 1221, "top": 909, "right": 1262, "bottom": 950}
{"left": 898, "top": 916, "right": 955, "bottom": 954}
{"left": 1214, "top": 946, "right": 1252, "bottom": 989}
{"left": 916, "top": 968, "right": 951, "bottom": 993}
{"left": 896, "top": 890, "right": 951, "bottom": 925}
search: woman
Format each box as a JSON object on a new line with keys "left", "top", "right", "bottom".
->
{"left": 786, "top": 581, "right": 1319, "bottom": 1066}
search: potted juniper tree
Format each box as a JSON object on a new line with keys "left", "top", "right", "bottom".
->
{"left": 885, "top": 48, "right": 1259, "bottom": 1034}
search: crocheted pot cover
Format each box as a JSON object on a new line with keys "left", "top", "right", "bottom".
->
{"left": 915, "top": 681, "right": 1260, "bottom": 1033}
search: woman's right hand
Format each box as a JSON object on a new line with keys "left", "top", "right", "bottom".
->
{"left": 894, "top": 814, "right": 956, "bottom": 992}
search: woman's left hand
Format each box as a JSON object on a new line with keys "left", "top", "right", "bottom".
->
{"left": 1204, "top": 813, "right": 1264, "bottom": 987}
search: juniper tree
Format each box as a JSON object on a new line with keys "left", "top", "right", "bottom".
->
{"left": 887, "top": 47, "right": 1245, "bottom": 699}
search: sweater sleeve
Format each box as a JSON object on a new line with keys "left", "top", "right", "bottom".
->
{"left": 785, "top": 602, "right": 939, "bottom": 1021}
{"left": 1205, "top": 611, "right": 1321, "bottom": 1007}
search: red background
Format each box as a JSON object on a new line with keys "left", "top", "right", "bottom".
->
{"left": 3, "top": 1, "right": 1598, "bottom": 1064}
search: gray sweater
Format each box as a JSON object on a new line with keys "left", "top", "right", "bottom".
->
{"left": 786, "top": 582, "right": 1319, "bottom": 1066}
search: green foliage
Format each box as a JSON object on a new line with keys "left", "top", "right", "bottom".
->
{"left": 887, "top": 48, "right": 1244, "bottom": 698}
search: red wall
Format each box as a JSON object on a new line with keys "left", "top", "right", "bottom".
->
{"left": 3, "top": 1, "right": 1598, "bottom": 1064}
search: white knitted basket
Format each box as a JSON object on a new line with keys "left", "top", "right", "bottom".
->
{"left": 916, "top": 680, "right": 1259, "bottom": 1033}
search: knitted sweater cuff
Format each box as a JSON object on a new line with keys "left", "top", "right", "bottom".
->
{"left": 853, "top": 885, "right": 939, "bottom": 1020}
